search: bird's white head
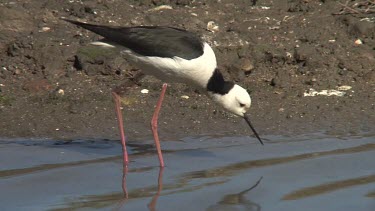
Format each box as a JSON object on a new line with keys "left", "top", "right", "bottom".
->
{"left": 209, "top": 84, "right": 251, "bottom": 117}
{"left": 208, "top": 83, "right": 263, "bottom": 145}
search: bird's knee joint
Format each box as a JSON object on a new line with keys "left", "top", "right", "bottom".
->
{"left": 151, "top": 120, "right": 158, "bottom": 130}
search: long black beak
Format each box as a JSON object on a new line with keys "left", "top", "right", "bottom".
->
{"left": 243, "top": 114, "right": 264, "bottom": 145}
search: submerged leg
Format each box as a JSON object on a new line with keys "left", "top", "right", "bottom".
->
{"left": 150, "top": 83, "right": 168, "bottom": 167}
{"left": 112, "top": 91, "right": 129, "bottom": 166}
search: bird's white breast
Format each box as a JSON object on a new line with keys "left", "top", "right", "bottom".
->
{"left": 120, "top": 43, "right": 217, "bottom": 88}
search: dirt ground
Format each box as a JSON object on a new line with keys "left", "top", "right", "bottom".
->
{"left": 0, "top": 0, "right": 374, "bottom": 142}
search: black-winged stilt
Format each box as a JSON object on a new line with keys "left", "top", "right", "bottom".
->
{"left": 62, "top": 18, "right": 263, "bottom": 167}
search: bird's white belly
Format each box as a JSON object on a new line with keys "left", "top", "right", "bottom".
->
{"left": 120, "top": 43, "right": 217, "bottom": 87}
{"left": 127, "top": 57, "right": 188, "bottom": 83}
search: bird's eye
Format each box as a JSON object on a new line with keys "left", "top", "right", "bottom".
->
{"left": 239, "top": 103, "right": 245, "bottom": 107}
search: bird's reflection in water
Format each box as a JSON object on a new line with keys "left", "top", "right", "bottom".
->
{"left": 147, "top": 168, "right": 164, "bottom": 211}
{"left": 113, "top": 165, "right": 128, "bottom": 210}
{"left": 207, "top": 177, "right": 263, "bottom": 211}
{"left": 122, "top": 164, "right": 129, "bottom": 198}
{"left": 114, "top": 165, "right": 164, "bottom": 211}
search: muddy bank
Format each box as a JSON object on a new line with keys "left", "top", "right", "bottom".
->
{"left": 0, "top": 0, "right": 374, "bottom": 141}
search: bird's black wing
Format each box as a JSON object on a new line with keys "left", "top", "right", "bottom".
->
{"left": 62, "top": 19, "right": 204, "bottom": 60}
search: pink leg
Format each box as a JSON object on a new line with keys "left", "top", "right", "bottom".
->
{"left": 151, "top": 83, "right": 167, "bottom": 167}
{"left": 112, "top": 92, "right": 129, "bottom": 166}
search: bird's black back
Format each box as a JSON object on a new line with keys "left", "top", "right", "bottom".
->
{"left": 62, "top": 19, "right": 204, "bottom": 60}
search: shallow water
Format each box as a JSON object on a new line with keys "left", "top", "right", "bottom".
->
{"left": 0, "top": 134, "right": 374, "bottom": 211}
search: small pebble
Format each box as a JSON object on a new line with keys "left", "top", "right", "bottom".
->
{"left": 149, "top": 5, "right": 173, "bottom": 12}
{"left": 239, "top": 59, "right": 254, "bottom": 72}
{"left": 337, "top": 85, "right": 352, "bottom": 91}
{"left": 39, "top": 27, "right": 51, "bottom": 32}
{"left": 286, "top": 52, "right": 293, "bottom": 58}
{"left": 207, "top": 21, "right": 219, "bottom": 32}
{"left": 354, "top": 39, "right": 363, "bottom": 45}
{"left": 260, "top": 6, "right": 271, "bottom": 10}
{"left": 57, "top": 89, "right": 65, "bottom": 95}
{"left": 141, "top": 89, "right": 149, "bottom": 94}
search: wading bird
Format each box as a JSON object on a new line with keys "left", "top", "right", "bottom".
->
{"left": 62, "top": 18, "right": 263, "bottom": 167}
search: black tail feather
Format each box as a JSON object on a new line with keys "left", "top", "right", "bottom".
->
{"left": 60, "top": 17, "right": 118, "bottom": 38}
